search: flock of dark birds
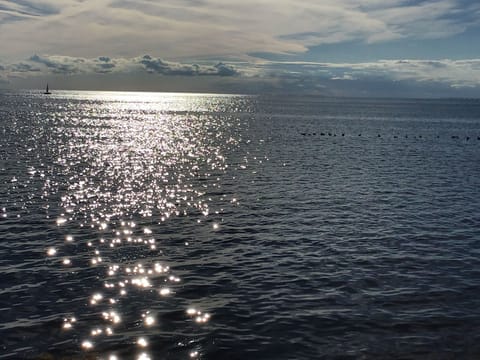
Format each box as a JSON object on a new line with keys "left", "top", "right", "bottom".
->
{"left": 299, "top": 132, "right": 480, "bottom": 141}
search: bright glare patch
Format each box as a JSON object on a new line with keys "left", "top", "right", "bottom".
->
{"left": 56, "top": 217, "right": 67, "bottom": 225}
{"left": 102, "top": 311, "right": 121, "bottom": 324}
{"left": 145, "top": 316, "right": 155, "bottom": 326}
{"left": 81, "top": 340, "right": 93, "bottom": 350}
{"left": 91, "top": 328, "right": 103, "bottom": 336}
{"left": 47, "top": 247, "right": 57, "bottom": 256}
{"left": 138, "top": 353, "right": 151, "bottom": 360}
{"left": 132, "top": 277, "right": 152, "bottom": 288}
{"left": 186, "top": 307, "right": 211, "bottom": 324}
{"left": 90, "top": 293, "right": 103, "bottom": 305}
{"left": 63, "top": 322, "right": 72, "bottom": 330}
{"left": 187, "top": 308, "right": 196, "bottom": 315}
{"left": 159, "top": 288, "right": 171, "bottom": 296}
{"left": 195, "top": 313, "right": 211, "bottom": 323}
{"left": 137, "top": 337, "right": 148, "bottom": 347}
{"left": 62, "top": 316, "right": 76, "bottom": 330}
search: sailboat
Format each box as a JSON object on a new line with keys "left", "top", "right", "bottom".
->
{"left": 44, "top": 83, "right": 51, "bottom": 95}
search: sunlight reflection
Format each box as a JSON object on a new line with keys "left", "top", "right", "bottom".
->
{"left": 50, "top": 92, "right": 245, "bottom": 356}
{"left": 144, "top": 315, "right": 155, "bottom": 327}
{"left": 159, "top": 288, "right": 171, "bottom": 296}
{"left": 90, "top": 293, "right": 103, "bottom": 305}
{"left": 81, "top": 340, "right": 93, "bottom": 350}
{"left": 138, "top": 352, "right": 152, "bottom": 360}
{"left": 62, "top": 317, "right": 76, "bottom": 330}
{"left": 137, "top": 337, "right": 148, "bottom": 347}
{"left": 186, "top": 307, "right": 211, "bottom": 324}
{"left": 102, "top": 311, "right": 122, "bottom": 324}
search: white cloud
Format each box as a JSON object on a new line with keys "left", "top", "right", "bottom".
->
{"left": 0, "top": 0, "right": 476, "bottom": 60}
{"left": 245, "top": 58, "right": 480, "bottom": 89}
{"left": 344, "top": 59, "right": 480, "bottom": 88}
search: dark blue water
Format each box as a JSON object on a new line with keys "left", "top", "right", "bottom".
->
{"left": 1, "top": 92, "right": 480, "bottom": 359}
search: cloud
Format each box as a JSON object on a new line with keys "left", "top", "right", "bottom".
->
{"left": 0, "top": 0, "right": 59, "bottom": 17}
{"left": 340, "top": 59, "right": 480, "bottom": 88}
{"left": 4, "top": 54, "right": 238, "bottom": 78}
{"left": 0, "top": 0, "right": 59, "bottom": 26}
{"left": 3, "top": 53, "right": 480, "bottom": 96}
{"left": 139, "top": 55, "right": 238, "bottom": 76}
{"left": 0, "top": 0, "right": 477, "bottom": 60}
{"left": 243, "top": 58, "right": 480, "bottom": 89}
{"left": 213, "top": 63, "right": 238, "bottom": 77}
{"left": 11, "top": 62, "right": 41, "bottom": 73}
{"left": 29, "top": 54, "right": 80, "bottom": 74}
{"left": 370, "top": 0, "right": 469, "bottom": 40}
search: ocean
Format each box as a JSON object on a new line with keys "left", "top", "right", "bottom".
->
{"left": 1, "top": 91, "right": 480, "bottom": 359}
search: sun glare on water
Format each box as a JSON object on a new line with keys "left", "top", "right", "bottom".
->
{"left": 40, "top": 92, "right": 249, "bottom": 357}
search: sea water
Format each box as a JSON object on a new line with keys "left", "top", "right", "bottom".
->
{"left": 1, "top": 91, "right": 480, "bottom": 359}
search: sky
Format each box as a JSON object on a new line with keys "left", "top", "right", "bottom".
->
{"left": 1, "top": 0, "right": 480, "bottom": 97}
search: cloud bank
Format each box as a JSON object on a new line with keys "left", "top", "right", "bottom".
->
{"left": 2, "top": 54, "right": 480, "bottom": 96}
{"left": 258, "top": 59, "right": 480, "bottom": 89}
{"left": 139, "top": 56, "right": 237, "bottom": 76}
{"left": 0, "top": 54, "right": 238, "bottom": 77}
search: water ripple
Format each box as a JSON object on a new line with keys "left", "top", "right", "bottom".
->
{"left": 1, "top": 93, "right": 480, "bottom": 359}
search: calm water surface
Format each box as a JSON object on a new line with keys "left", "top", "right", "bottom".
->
{"left": 1, "top": 92, "right": 480, "bottom": 359}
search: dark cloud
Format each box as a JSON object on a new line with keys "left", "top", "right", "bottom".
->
{"left": 29, "top": 54, "right": 78, "bottom": 74}
{"left": 99, "top": 63, "right": 115, "bottom": 69}
{"left": 5, "top": 54, "right": 237, "bottom": 78}
{"left": 213, "top": 62, "right": 237, "bottom": 76}
{"left": 11, "top": 62, "right": 41, "bottom": 72}
{"left": 94, "top": 56, "right": 115, "bottom": 73}
{"left": 95, "top": 62, "right": 116, "bottom": 73}
{"left": 140, "top": 56, "right": 192, "bottom": 75}
{"left": 139, "top": 55, "right": 238, "bottom": 76}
